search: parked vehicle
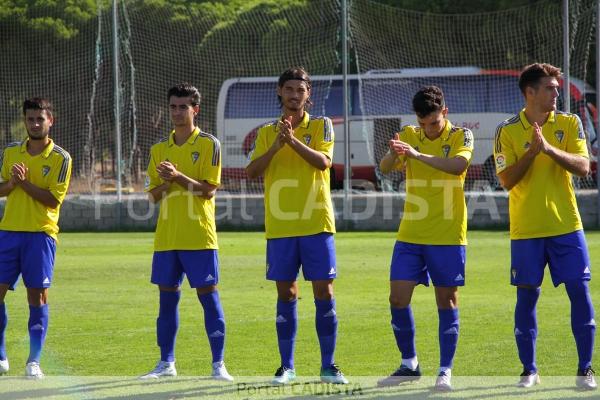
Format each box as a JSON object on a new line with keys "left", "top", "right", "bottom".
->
{"left": 217, "top": 67, "right": 597, "bottom": 190}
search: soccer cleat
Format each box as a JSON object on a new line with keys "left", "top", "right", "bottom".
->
{"left": 0, "top": 358, "right": 8, "bottom": 375}
{"left": 576, "top": 367, "right": 597, "bottom": 390}
{"left": 211, "top": 361, "right": 234, "bottom": 382}
{"left": 320, "top": 363, "right": 349, "bottom": 384}
{"left": 271, "top": 366, "right": 296, "bottom": 385}
{"left": 434, "top": 370, "right": 452, "bottom": 392}
{"left": 377, "top": 364, "right": 421, "bottom": 387}
{"left": 516, "top": 369, "right": 540, "bottom": 388}
{"left": 25, "top": 362, "right": 44, "bottom": 379}
{"left": 139, "top": 361, "right": 177, "bottom": 379}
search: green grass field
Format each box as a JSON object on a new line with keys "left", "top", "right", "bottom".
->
{"left": 0, "top": 231, "right": 599, "bottom": 399}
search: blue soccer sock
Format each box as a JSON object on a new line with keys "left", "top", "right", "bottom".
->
{"left": 0, "top": 303, "right": 6, "bottom": 360}
{"left": 515, "top": 287, "right": 540, "bottom": 372}
{"left": 438, "top": 308, "right": 460, "bottom": 369}
{"left": 276, "top": 299, "right": 297, "bottom": 369}
{"left": 315, "top": 298, "right": 338, "bottom": 368}
{"left": 565, "top": 280, "right": 596, "bottom": 370}
{"left": 391, "top": 306, "right": 417, "bottom": 360}
{"left": 27, "top": 304, "right": 49, "bottom": 364}
{"left": 157, "top": 290, "right": 180, "bottom": 363}
{"left": 198, "top": 291, "right": 226, "bottom": 363}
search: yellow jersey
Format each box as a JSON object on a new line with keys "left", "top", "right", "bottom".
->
{"left": 0, "top": 139, "right": 72, "bottom": 240}
{"left": 494, "top": 110, "right": 588, "bottom": 239}
{"left": 249, "top": 112, "right": 335, "bottom": 239}
{"left": 145, "top": 128, "right": 221, "bottom": 251}
{"left": 391, "top": 121, "right": 473, "bottom": 245}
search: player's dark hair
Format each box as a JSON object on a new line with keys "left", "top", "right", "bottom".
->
{"left": 412, "top": 86, "right": 445, "bottom": 118}
{"left": 167, "top": 83, "right": 201, "bottom": 106}
{"left": 518, "top": 63, "right": 561, "bottom": 95}
{"left": 277, "top": 66, "right": 313, "bottom": 109}
{"left": 23, "top": 97, "right": 53, "bottom": 117}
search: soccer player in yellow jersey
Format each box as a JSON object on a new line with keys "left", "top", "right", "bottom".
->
{"left": 377, "top": 86, "right": 473, "bottom": 392}
{"left": 140, "top": 83, "right": 232, "bottom": 382}
{"left": 246, "top": 67, "right": 347, "bottom": 385}
{"left": 0, "top": 98, "right": 72, "bottom": 379}
{"left": 494, "top": 63, "right": 596, "bottom": 390}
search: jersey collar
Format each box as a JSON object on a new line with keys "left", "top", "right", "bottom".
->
{"left": 418, "top": 119, "right": 452, "bottom": 142}
{"left": 279, "top": 112, "right": 310, "bottom": 130}
{"left": 519, "top": 109, "right": 556, "bottom": 130}
{"left": 20, "top": 138, "right": 55, "bottom": 158}
{"left": 168, "top": 127, "right": 200, "bottom": 146}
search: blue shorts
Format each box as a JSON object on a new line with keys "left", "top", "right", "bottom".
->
{"left": 0, "top": 231, "right": 56, "bottom": 290}
{"left": 390, "top": 241, "right": 466, "bottom": 287}
{"left": 152, "top": 249, "right": 219, "bottom": 288}
{"left": 511, "top": 230, "right": 591, "bottom": 287}
{"left": 266, "top": 232, "right": 336, "bottom": 281}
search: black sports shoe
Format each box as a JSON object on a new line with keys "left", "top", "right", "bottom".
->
{"left": 377, "top": 364, "right": 421, "bottom": 387}
{"left": 576, "top": 367, "right": 597, "bottom": 390}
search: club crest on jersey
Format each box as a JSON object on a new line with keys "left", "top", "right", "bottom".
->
{"left": 554, "top": 130, "right": 564, "bottom": 143}
{"left": 42, "top": 165, "right": 51, "bottom": 177}
{"left": 414, "top": 146, "right": 419, "bottom": 152}
{"left": 191, "top": 151, "right": 199, "bottom": 164}
{"left": 442, "top": 145, "right": 451, "bottom": 158}
{"left": 524, "top": 142, "right": 530, "bottom": 149}
{"left": 303, "top": 134, "right": 311, "bottom": 145}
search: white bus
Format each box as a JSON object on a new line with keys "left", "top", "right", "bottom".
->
{"left": 217, "top": 67, "right": 597, "bottom": 189}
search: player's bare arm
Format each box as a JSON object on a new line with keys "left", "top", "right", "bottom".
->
{"left": 396, "top": 137, "right": 468, "bottom": 175}
{"left": 245, "top": 139, "right": 284, "bottom": 179}
{"left": 497, "top": 123, "right": 542, "bottom": 190}
{"left": 380, "top": 133, "right": 405, "bottom": 174}
{"left": 157, "top": 161, "right": 217, "bottom": 199}
{"left": 497, "top": 152, "right": 537, "bottom": 191}
{"left": 11, "top": 162, "right": 59, "bottom": 208}
{"left": 246, "top": 117, "right": 290, "bottom": 179}
{"left": 542, "top": 146, "right": 589, "bottom": 177}
{"left": 412, "top": 153, "right": 468, "bottom": 176}
{"left": 148, "top": 181, "right": 171, "bottom": 203}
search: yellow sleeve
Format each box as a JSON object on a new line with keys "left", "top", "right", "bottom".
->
{"left": 199, "top": 137, "right": 221, "bottom": 186}
{"left": 48, "top": 152, "right": 72, "bottom": 205}
{"left": 451, "top": 128, "right": 474, "bottom": 164}
{"left": 314, "top": 117, "right": 335, "bottom": 160}
{"left": 566, "top": 114, "right": 589, "bottom": 158}
{"left": 0, "top": 148, "right": 9, "bottom": 182}
{"left": 493, "top": 124, "right": 516, "bottom": 174}
{"left": 144, "top": 146, "right": 162, "bottom": 192}
{"left": 249, "top": 125, "right": 271, "bottom": 162}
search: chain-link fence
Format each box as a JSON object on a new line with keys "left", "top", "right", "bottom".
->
{"left": 0, "top": 0, "right": 597, "bottom": 195}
